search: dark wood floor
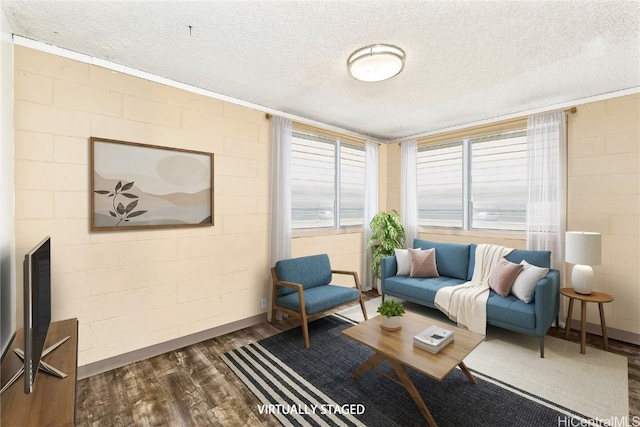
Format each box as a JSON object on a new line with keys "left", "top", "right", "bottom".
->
{"left": 76, "top": 291, "right": 639, "bottom": 426}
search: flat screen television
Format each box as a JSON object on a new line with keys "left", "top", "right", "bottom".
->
{"left": 0, "top": 236, "right": 67, "bottom": 396}
{"left": 22, "top": 236, "right": 52, "bottom": 394}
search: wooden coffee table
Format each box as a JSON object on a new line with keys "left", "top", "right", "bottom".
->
{"left": 342, "top": 311, "right": 484, "bottom": 427}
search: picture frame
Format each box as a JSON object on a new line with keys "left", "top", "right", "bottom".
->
{"left": 90, "top": 137, "right": 214, "bottom": 231}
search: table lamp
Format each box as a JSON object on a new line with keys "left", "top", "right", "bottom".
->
{"left": 565, "top": 231, "right": 601, "bottom": 295}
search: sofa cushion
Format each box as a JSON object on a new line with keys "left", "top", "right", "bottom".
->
{"left": 468, "top": 245, "right": 552, "bottom": 279}
{"left": 275, "top": 254, "right": 332, "bottom": 296}
{"left": 384, "top": 275, "right": 466, "bottom": 307}
{"left": 488, "top": 258, "right": 524, "bottom": 297}
{"left": 408, "top": 248, "right": 439, "bottom": 278}
{"left": 506, "top": 250, "right": 551, "bottom": 269}
{"left": 276, "top": 284, "right": 359, "bottom": 315}
{"left": 414, "top": 239, "right": 470, "bottom": 280}
{"left": 486, "top": 292, "right": 536, "bottom": 330}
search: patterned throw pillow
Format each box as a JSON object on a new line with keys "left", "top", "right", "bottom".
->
{"left": 488, "top": 257, "right": 524, "bottom": 297}
{"left": 408, "top": 248, "right": 440, "bottom": 278}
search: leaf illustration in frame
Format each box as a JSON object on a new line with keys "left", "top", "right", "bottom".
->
{"left": 125, "top": 200, "right": 138, "bottom": 213}
{"left": 127, "top": 211, "right": 147, "bottom": 218}
{"left": 121, "top": 182, "right": 135, "bottom": 191}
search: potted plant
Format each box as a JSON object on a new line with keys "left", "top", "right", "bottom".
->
{"left": 377, "top": 300, "right": 406, "bottom": 331}
{"left": 367, "top": 210, "right": 405, "bottom": 282}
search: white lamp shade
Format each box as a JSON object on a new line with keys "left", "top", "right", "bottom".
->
{"left": 565, "top": 231, "right": 601, "bottom": 266}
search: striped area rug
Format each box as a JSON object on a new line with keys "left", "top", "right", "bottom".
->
{"left": 222, "top": 316, "right": 595, "bottom": 427}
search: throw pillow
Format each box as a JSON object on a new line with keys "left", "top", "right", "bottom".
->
{"left": 488, "top": 258, "right": 524, "bottom": 297}
{"left": 395, "top": 248, "right": 411, "bottom": 275}
{"left": 511, "top": 260, "right": 550, "bottom": 303}
{"left": 408, "top": 248, "right": 439, "bottom": 278}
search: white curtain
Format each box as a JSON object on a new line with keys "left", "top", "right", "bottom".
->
{"left": 401, "top": 140, "right": 418, "bottom": 248}
{"left": 269, "top": 116, "right": 292, "bottom": 320}
{"left": 361, "top": 140, "right": 378, "bottom": 291}
{"left": 526, "top": 110, "right": 567, "bottom": 270}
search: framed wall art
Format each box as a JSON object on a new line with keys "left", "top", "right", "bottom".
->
{"left": 90, "top": 137, "right": 214, "bottom": 231}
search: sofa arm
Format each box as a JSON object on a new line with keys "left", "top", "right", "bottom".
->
{"left": 380, "top": 255, "right": 398, "bottom": 294}
{"left": 534, "top": 269, "right": 560, "bottom": 336}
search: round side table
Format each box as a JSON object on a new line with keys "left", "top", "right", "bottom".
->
{"left": 560, "top": 287, "right": 614, "bottom": 354}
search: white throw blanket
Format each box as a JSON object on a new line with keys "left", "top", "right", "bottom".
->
{"left": 434, "top": 244, "right": 514, "bottom": 335}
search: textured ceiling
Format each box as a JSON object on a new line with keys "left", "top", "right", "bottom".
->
{"left": 2, "top": 1, "right": 639, "bottom": 141}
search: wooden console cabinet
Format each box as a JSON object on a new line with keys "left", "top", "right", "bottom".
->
{"left": 1, "top": 318, "right": 78, "bottom": 427}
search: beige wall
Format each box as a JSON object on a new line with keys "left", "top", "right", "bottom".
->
{"left": 13, "top": 46, "right": 272, "bottom": 366}
{"left": 567, "top": 94, "right": 639, "bottom": 339}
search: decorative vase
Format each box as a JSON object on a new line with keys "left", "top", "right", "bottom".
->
{"left": 380, "top": 315, "right": 402, "bottom": 331}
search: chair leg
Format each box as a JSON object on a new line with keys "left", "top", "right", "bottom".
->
{"left": 359, "top": 296, "right": 368, "bottom": 321}
{"left": 296, "top": 289, "right": 310, "bottom": 348}
{"left": 539, "top": 336, "right": 545, "bottom": 358}
{"left": 301, "top": 314, "right": 310, "bottom": 349}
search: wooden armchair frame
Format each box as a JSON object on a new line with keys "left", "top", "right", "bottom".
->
{"left": 270, "top": 268, "right": 368, "bottom": 348}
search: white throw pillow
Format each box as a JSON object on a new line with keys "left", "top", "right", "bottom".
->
{"left": 395, "top": 248, "right": 419, "bottom": 276}
{"left": 510, "top": 260, "right": 550, "bottom": 303}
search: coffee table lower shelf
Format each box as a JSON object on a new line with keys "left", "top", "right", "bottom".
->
{"left": 342, "top": 312, "right": 484, "bottom": 427}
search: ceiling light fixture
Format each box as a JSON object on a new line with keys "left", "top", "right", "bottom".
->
{"left": 347, "top": 44, "right": 406, "bottom": 82}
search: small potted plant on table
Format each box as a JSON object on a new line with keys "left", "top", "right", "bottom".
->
{"left": 377, "top": 300, "right": 406, "bottom": 331}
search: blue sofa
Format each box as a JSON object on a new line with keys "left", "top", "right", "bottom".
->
{"left": 381, "top": 239, "right": 560, "bottom": 357}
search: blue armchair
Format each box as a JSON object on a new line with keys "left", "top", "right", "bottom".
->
{"left": 270, "top": 254, "right": 368, "bottom": 348}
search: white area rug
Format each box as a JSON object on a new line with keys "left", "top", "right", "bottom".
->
{"left": 337, "top": 296, "right": 629, "bottom": 422}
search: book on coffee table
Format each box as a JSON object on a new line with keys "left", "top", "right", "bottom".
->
{"left": 413, "top": 325, "right": 454, "bottom": 354}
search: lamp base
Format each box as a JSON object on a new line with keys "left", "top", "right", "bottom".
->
{"left": 571, "top": 264, "right": 594, "bottom": 295}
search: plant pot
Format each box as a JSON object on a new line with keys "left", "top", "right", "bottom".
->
{"left": 380, "top": 315, "right": 402, "bottom": 331}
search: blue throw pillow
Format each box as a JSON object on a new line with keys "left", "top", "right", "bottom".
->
{"left": 413, "top": 239, "right": 470, "bottom": 280}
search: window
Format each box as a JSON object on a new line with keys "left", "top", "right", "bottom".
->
{"left": 417, "top": 130, "right": 527, "bottom": 231}
{"left": 417, "top": 141, "right": 463, "bottom": 228}
{"left": 291, "top": 131, "right": 365, "bottom": 229}
{"left": 471, "top": 131, "right": 527, "bottom": 230}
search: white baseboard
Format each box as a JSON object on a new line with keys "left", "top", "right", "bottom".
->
{"left": 77, "top": 313, "right": 268, "bottom": 379}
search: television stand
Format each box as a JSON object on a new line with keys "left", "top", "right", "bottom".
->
{"left": 1, "top": 319, "right": 78, "bottom": 426}
{"left": 0, "top": 335, "right": 70, "bottom": 395}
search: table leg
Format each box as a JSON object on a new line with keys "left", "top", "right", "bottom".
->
{"left": 458, "top": 361, "right": 477, "bottom": 385}
{"left": 580, "top": 300, "right": 587, "bottom": 354}
{"left": 565, "top": 297, "right": 574, "bottom": 339}
{"left": 350, "top": 352, "right": 387, "bottom": 378}
{"left": 388, "top": 359, "right": 438, "bottom": 427}
{"left": 598, "top": 302, "right": 609, "bottom": 351}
